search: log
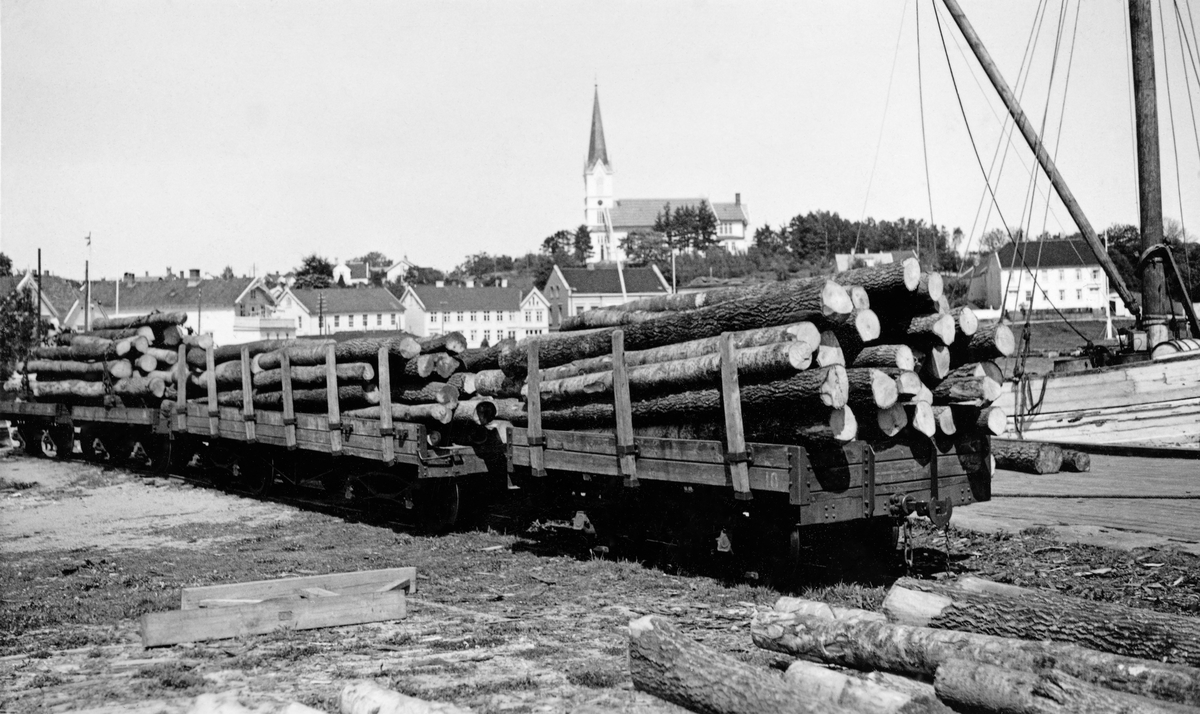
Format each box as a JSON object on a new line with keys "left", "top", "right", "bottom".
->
{"left": 389, "top": 381, "right": 459, "bottom": 406}
{"left": 339, "top": 680, "right": 472, "bottom": 714}
{"left": 30, "top": 342, "right": 122, "bottom": 361}
{"left": 81, "top": 325, "right": 156, "bottom": 341}
{"left": 934, "top": 660, "right": 1196, "bottom": 714}
{"left": 626, "top": 407, "right": 859, "bottom": 449}
{"left": 852, "top": 345, "right": 915, "bottom": 371}
{"left": 181, "top": 333, "right": 214, "bottom": 349}
{"left": 950, "top": 306, "right": 978, "bottom": 338}
{"left": 431, "top": 353, "right": 459, "bottom": 379}
{"left": 539, "top": 322, "right": 822, "bottom": 382}
{"left": 872, "top": 403, "right": 909, "bottom": 438}
{"left": 158, "top": 324, "right": 184, "bottom": 347}
{"left": 452, "top": 398, "right": 497, "bottom": 426}
{"left": 951, "top": 321, "right": 1016, "bottom": 365}
{"left": 456, "top": 339, "right": 513, "bottom": 372}
{"left": 218, "top": 386, "right": 376, "bottom": 411}
{"left": 750, "top": 609, "right": 1200, "bottom": 706}
{"left": 55, "top": 334, "right": 117, "bottom": 350}
{"left": 880, "top": 370, "right": 923, "bottom": 398}
{"left": 400, "top": 355, "right": 438, "bottom": 379}
{"left": 912, "top": 383, "right": 932, "bottom": 404}
{"left": 142, "top": 347, "right": 178, "bottom": 365}
{"left": 560, "top": 307, "right": 687, "bottom": 330}
{"left": 135, "top": 354, "right": 158, "bottom": 373}
{"left": 836, "top": 258, "right": 921, "bottom": 300}
{"left": 930, "top": 366, "right": 1003, "bottom": 405}
{"left": 816, "top": 332, "right": 846, "bottom": 367}
{"left": 931, "top": 406, "right": 956, "bottom": 436}
{"left": 846, "top": 368, "right": 899, "bottom": 410}
{"left": 954, "top": 406, "right": 1007, "bottom": 436}
{"left": 884, "top": 576, "right": 1200, "bottom": 668}
{"left": 774, "top": 596, "right": 888, "bottom": 621}
{"left": 342, "top": 403, "right": 452, "bottom": 424}
{"left": 417, "top": 332, "right": 466, "bottom": 355}
{"left": 445, "top": 372, "right": 476, "bottom": 395}
{"left": 916, "top": 346, "right": 951, "bottom": 382}
{"left": 250, "top": 337, "right": 417, "bottom": 372}
{"left": 826, "top": 309, "right": 881, "bottom": 365}
{"left": 500, "top": 280, "right": 853, "bottom": 376}
{"left": 534, "top": 342, "right": 815, "bottom": 404}
{"left": 253, "top": 363, "right": 376, "bottom": 391}
{"left": 1061, "top": 449, "right": 1091, "bottom": 472}
{"left": 917, "top": 272, "right": 944, "bottom": 302}
{"left": 18, "top": 359, "right": 131, "bottom": 379}
{"left": 992, "top": 439, "right": 1063, "bottom": 474}
{"left": 628, "top": 615, "right": 848, "bottom": 714}
{"left": 143, "top": 369, "right": 176, "bottom": 384}
{"left": 510, "top": 366, "right": 848, "bottom": 428}
{"left": 904, "top": 402, "right": 936, "bottom": 437}
{"left": 93, "top": 310, "right": 187, "bottom": 330}
{"left": 474, "top": 370, "right": 524, "bottom": 398}
{"left": 880, "top": 313, "right": 956, "bottom": 346}
{"left": 784, "top": 660, "right": 952, "bottom": 714}
{"left": 848, "top": 285, "right": 871, "bottom": 310}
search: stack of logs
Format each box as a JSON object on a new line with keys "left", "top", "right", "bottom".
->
{"left": 4, "top": 311, "right": 200, "bottom": 406}
{"left": 629, "top": 575, "right": 1200, "bottom": 714}
{"left": 469, "top": 258, "right": 1015, "bottom": 454}
{"left": 192, "top": 331, "right": 503, "bottom": 442}
{"left": 992, "top": 437, "right": 1091, "bottom": 474}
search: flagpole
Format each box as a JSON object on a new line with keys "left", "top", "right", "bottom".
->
{"left": 85, "top": 233, "right": 93, "bottom": 331}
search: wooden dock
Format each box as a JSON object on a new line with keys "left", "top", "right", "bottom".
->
{"left": 953, "top": 454, "right": 1200, "bottom": 554}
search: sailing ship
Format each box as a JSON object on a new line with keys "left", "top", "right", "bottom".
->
{"left": 942, "top": 0, "right": 1200, "bottom": 450}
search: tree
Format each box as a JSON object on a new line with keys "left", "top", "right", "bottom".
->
{"left": 354, "top": 251, "right": 391, "bottom": 268}
{"left": 0, "top": 287, "right": 48, "bottom": 382}
{"left": 541, "top": 230, "right": 573, "bottom": 258}
{"left": 0, "top": 253, "right": 11, "bottom": 277}
{"left": 220, "top": 265, "right": 235, "bottom": 280}
{"left": 687, "top": 200, "right": 720, "bottom": 252}
{"left": 405, "top": 265, "right": 446, "bottom": 285}
{"left": 980, "top": 228, "right": 1011, "bottom": 253}
{"left": 621, "top": 230, "right": 671, "bottom": 266}
{"left": 573, "top": 224, "right": 593, "bottom": 263}
{"left": 294, "top": 254, "right": 334, "bottom": 289}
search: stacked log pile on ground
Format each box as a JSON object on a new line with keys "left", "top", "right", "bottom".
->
{"left": 476, "top": 259, "right": 1013, "bottom": 455}
{"left": 991, "top": 438, "right": 1092, "bottom": 474}
{"left": 629, "top": 575, "right": 1200, "bottom": 713}
{"left": 2, "top": 310, "right": 196, "bottom": 407}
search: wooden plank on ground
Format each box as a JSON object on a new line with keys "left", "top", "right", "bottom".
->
{"left": 180, "top": 567, "right": 416, "bottom": 609}
{"left": 141, "top": 591, "right": 406, "bottom": 647}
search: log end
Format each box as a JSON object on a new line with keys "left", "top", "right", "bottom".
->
{"left": 924, "top": 271, "right": 944, "bottom": 301}
{"left": 979, "top": 406, "right": 1007, "bottom": 436}
{"left": 933, "top": 314, "right": 957, "bottom": 346}
{"left": 822, "top": 365, "right": 849, "bottom": 408}
{"left": 396, "top": 336, "right": 422, "bottom": 360}
{"left": 906, "top": 401, "right": 936, "bottom": 437}
{"left": 830, "top": 405, "right": 858, "bottom": 442}
{"left": 957, "top": 307, "right": 979, "bottom": 337}
{"left": 993, "top": 324, "right": 1016, "bottom": 356}
{"left": 849, "top": 285, "right": 871, "bottom": 311}
{"left": 821, "top": 281, "right": 855, "bottom": 320}
{"left": 876, "top": 403, "right": 908, "bottom": 436}
{"left": 900, "top": 257, "right": 921, "bottom": 291}
{"left": 870, "top": 368, "right": 898, "bottom": 408}
{"left": 855, "top": 309, "right": 881, "bottom": 343}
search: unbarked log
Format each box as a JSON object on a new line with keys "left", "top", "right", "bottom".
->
{"left": 880, "top": 369, "right": 923, "bottom": 398}
{"left": 835, "top": 258, "right": 921, "bottom": 301}
{"left": 954, "top": 405, "right": 1007, "bottom": 436}
{"left": 500, "top": 281, "right": 854, "bottom": 376}
{"left": 253, "top": 362, "right": 376, "bottom": 391}
{"left": 452, "top": 398, "right": 496, "bottom": 426}
{"left": 14, "top": 376, "right": 163, "bottom": 399}
{"left": 750, "top": 609, "right": 1200, "bottom": 706}
{"left": 143, "top": 369, "right": 176, "bottom": 384}
{"left": 30, "top": 341, "right": 123, "bottom": 361}
{"left": 991, "top": 438, "right": 1063, "bottom": 474}
{"left": 534, "top": 342, "right": 816, "bottom": 404}
{"left": 141, "top": 347, "right": 178, "bottom": 365}
{"left": 342, "top": 403, "right": 452, "bottom": 424}
{"left": 784, "top": 659, "right": 952, "bottom": 714}
{"left": 865, "top": 403, "right": 909, "bottom": 439}
{"left": 1061, "top": 449, "right": 1091, "bottom": 472}
{"left": 852, "top": 344, "right": 915, "bottom": 371}
{"left": 934, "top": 660, "right": 1195, "bottom": 714}
{"left": 628, "top": 615, "right": 849, "bottom": 714}
{"left": 135, "top": 354, "right": 158, "bottom": 373}
{"left": 846, "top": 368, "right": 899, "bottom": 411}
{"left": 474, "top": 370, "right": 524, "bottom": 398}
{"left": 445, "top": 372, "right": 476, "bottom": 395}
{"left": 217, "top": 386, "right": 376, "bottom": 411}
{"left": 80, "top": 325, "right": 156, "bottom": 342}
{"left": 456, "top": 339, "right": 513, "bottom": 372}
{"left": 18, "top": 359, "right": 132, "bottom": 379}
{"left": 880, "top": 313, "right": 956, "bottom": 347}
{"left": 915, "top": 346, "right": 950, "bottom": 382}
{"left": 247, "top": 337, "right": 413, "bottom": 372}
{"left": 848, "top": 285, "right": 871, "bottom": 310}
{"left": 823, "top": 309, "right": 880, "bottom": 366}
{"left": 181, "top": 333, "right": 214, "bottom": 349}
{"left": 388, "top": 381, "right": 459, "bottom": 406}
{"left": 54, "top": 334, "right": 118, "bottom": 350}
{"left": 539, "top": 322, "right": 822, "bottom": 382}
{"left": 930, "top": 365, "right": 1003, "bottom": 405}
{"left": 417, "top": 332, "right": 466, "bottom": 355}
{"left": 93, "top": 310, "right": 187, "bottom": 330}
{"left": 951, "top": 321, "right": 1016, "bottom": 365}
{"left": 430, "top": 353, "right": 459, "bottom": 379}
{"left": 560, "top": 308, "right": 687, "bottom": 330}
{"left": 158, "top": 324, "right": 184, "bottom": 347}
{"left": 618, "top": 406, "right": 858, "bottom": 448}
{"left": 884, "top": 576, "right": 1200, "bottom": 668}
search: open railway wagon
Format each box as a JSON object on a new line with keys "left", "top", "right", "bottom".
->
{"left": 489, "top": 258, "right": 1005, "bottom": 578}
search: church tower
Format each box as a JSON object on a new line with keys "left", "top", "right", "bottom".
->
{"left": 583, "top": 87, "right": 615, "bottom": 261}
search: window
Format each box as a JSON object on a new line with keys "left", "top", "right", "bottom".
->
{"left": 349, "top": 315, "right": 355, "bottom": 327}
{"left": 483, "top": 311, "right": 490, "bottom": 321}
{"left": 527, "top": 329, "right": 542, "bottom": 336}
{"left": 390, "top": 313, "right": 397, "bottom": 325}
{"left": 298, "top": 316, "right": 303, "bottom": 328}
{"left": 362, "top": 314, "right": 367, "bottom": 326}
{"left": 535, "top": 310, "right": 543, "bottom": 322}
{"left": 524, "top": 310, "right": 531, "bottom": 322}
{"left": 430, "top": 313, "right": 437, "bottom": 324}
{"left": 1059, "top": 290, "right": 1065, "bottom": 301}
{"left": 509, "top": 312, "right": 516, "bottom": 322}
{"left": 483, "top": 330, "right": 491, "bottom": 342}
{"left": 334, "top": 315, "right": 340, "bottom": 327}
{"left": 507, "top": 330, "right": 515, "bottom": 339}
{"left": 469, "top": 311, "right": 477, "bottom": 322}
{"left": 376, "top": 314, "right": 382, "bottom": 326}
{"left": 1092, "top": 269, "right": 1100, "bottom": 280}
{"left": 1058, "top": 270, "right": 1064, "bottom": 281}
{"left": 1076, "top": 290, "right": 1082, "bottom": 300}
{"left": 470, "top": 330, "right": 477, "bottom": 341}
{"left": 577, "top": 306, "right": 585, "bottom": 315}
{"left": 1025, "top": 291, "right": 1032, "bottom": 302}
{"left": 456, "top": 311, "right": 464, "bottom": 322}
{"left": 1075, "top": 269, "right": 1081, "bottom": 280}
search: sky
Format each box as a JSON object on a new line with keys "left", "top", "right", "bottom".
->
{"left": 3, "top": 0, "right": 1199, "bottom": 280}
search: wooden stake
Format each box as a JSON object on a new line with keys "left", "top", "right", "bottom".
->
{"left": 240, "top": 347, "right": 256, "bottom": 443}
{"left": 719, "top": 332, "right": 752, "bottom": 500}
{"left": 280, "top": 351, "right": 297, "bottom": 450}
{"left": 174, "top": 343, "right": 187, "bottom": 431}
{"left": 526, "top": 341, "right": 544, "bottom": 477}
{"left": 377, "top": 346, "right": 395, "bottom": 464}
{"left": 325, "top": 343, "right": 342, "bottom": 456}
{"left": 205, "top": 346, "right": 218, "bottom": 437}
{"left": 611, "top": 330, "right": 638, "bottom": 487}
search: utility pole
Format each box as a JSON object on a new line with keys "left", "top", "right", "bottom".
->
{"left": 36, "top": 249, "right": 43, "bottom": 342}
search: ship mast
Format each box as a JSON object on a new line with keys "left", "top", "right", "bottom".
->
{"left": 1128, "top": 0, "right": 1172, "bottom": 348}
{"left": 939, "top": 0, "right": 1142, "bottom": 322}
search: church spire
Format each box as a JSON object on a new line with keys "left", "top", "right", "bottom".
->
{"left": 587, "top": 85, "right": 610, "bottom": 170}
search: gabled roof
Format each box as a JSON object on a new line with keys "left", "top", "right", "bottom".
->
{"left": 556, "top": 266, "right": 669, "bottom": 295}
{"left": 90, "top": 277, "right": 255, "bottom": 312}
{"left": 586, "top": 86, "right": 610, "bottom": 171}
{"left": 289, "top": 287, "right": 404, "bottom": 314}
{"left": 996, "top": 239, "right": 1099, "bottom": 269}
{"left": 607, "top": 198, "right": 749, "bottom": 230}
{"left": 34, "top": 274, "right": 82, "bottom": 317}
{"left": 406, "top": 285, "right": 529, "bottom": 312}
{"left": 348, "top": 261, "right": 369, "bottom": 280}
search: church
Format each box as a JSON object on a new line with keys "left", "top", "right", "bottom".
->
{"left": 583, "top": 88, "right": 751, "bottom": 263}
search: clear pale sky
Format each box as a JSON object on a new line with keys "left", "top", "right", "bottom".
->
{"left": 3, "top": 0, "right": 1198, "bottom": 279}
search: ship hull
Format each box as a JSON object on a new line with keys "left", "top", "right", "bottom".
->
{"left": 997, "top": 352, "right": 1200, "bottom": 449}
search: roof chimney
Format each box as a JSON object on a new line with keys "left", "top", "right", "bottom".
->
{"left": 189, "top": 268, "right": 200, "bottom": 280}
{"left": 735, "top": 193, "right": 741, "bottom": 206}
{"left": 124, "top": 272, "right": 136, "bottom": 288}
{"left": 435, "top": 279, "right": 445, "bottom": 288}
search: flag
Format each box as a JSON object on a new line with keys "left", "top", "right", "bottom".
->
{"left": 85, "top": 234, "right": 91, "bottom": 247}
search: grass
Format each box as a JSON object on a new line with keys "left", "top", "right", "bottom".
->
{"left": 0, "top": 477, "right": 37, "bottom": 490}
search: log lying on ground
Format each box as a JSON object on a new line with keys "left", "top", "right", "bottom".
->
{"left": 445, "top": 371, "right": 476, "bottom": 395}
{"left": 784, "top": 659, "right": 952, "bottom": 714}
{"left": 534, "top": 342, "right": 815, "bottom": 404}
{"left": 417, "top": 332, "right": 466, "bottom": 355}
{"left": 18, "top": 359, "right": 132, "bottom": 379}
{"left": 474, "top": 370, "right": 524, "bottom": 398}
{"left": 846, "top": 368, "right": 899, "bottom": 410}
{"left": 81, "top": 325, "right": 156, "bottom": 342}
{"left": 883, "top": 576, "right": 1200, "bottom": 668}
{"left": 508, "top": 366, "right": 848, "bottom": 428}
{"left": 388, "top": 381, "right": 459, "bottom": 406}
{"left": 252, "top": 362, "right": 376, "bottom": 391}
{"left": 750, "top": 609, "right": 1200, "bottom": 706}
{"left": 452, "top": 398, "right": 497, "bottom": 426}
{"left": 1061, "top": 449, "right": 1091, "bottom": 472}
{"left": 217, "top": 386, "right": 376, "bottom": 411}
{"left": 991, "top": 438, "right": 1063, "bottom": 474}
{"left": 93, "top": 310, "right": 187, "bottom": 330}
{"left": 456, "top": 339, "right": 513, "bottom": 372}
{"left": 539, "top": 322, "right": 822, "bottom": 382}
{"left": 934, "top": 660, "right": 1193, "bottom": 714}
{"left": 339, "top": 679, "right": 472, "bottom": 714}
{"left": 628, "top": 615, "right": 848, "bottom": 714}
{"left": 500, "top": 280, "right": 853, "bottom": 375}
{"left": 852, "top": 344, "right": 915, "bottom": 371}
{"left": 951, "top": 321, "right": 1016, "bottom": 365}
{"left": 343, "top": 403, "right": 452, "bottom": 424}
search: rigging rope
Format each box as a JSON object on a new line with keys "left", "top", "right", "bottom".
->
{"left": 1159, "top": 0, "right": 1189, "bottom": 323}
{"left": 1170, "top": 0, "right": 1199, "bottom": 297}
{"left": 930, "top": 0, "right": 1091, "bottom": 344}
{"left": 916, "top": 0, "right": 938, "bottom": 265}
{"left": 1124, "top": 0, "right": 1143, "bottom": 214}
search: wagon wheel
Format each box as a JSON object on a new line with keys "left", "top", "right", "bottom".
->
{"left": 234, "top": 455, "right": 274, "bottom": 497}
{"left": 78, "top": 427, "right": 112, "bottom": 463}
{"left": 35, "top": 428, "right": 72, "bottom": 460}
